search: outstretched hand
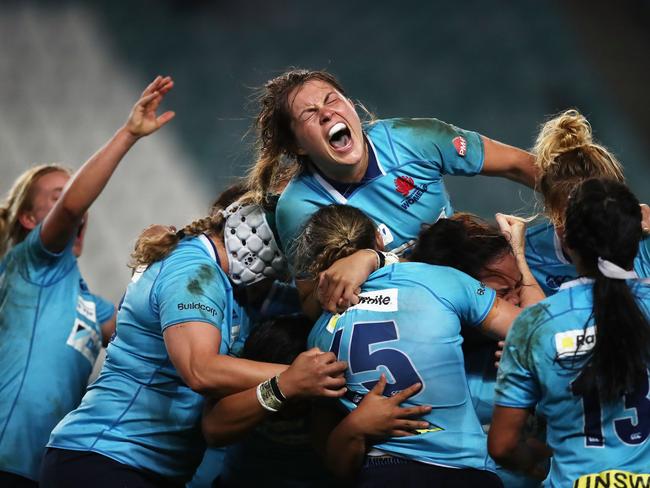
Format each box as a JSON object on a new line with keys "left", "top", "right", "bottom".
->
{"left": 347, "top": 374, "right": 432, "bottom": 439}
{"left": 125, "top": 75, "right": 175, "bottom": 138}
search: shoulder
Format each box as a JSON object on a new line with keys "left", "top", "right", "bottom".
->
{"left": 158, "top": 237, "right": 226, "bottom": 290}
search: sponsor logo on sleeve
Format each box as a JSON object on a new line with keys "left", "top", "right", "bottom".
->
{"left": 177, "top": 302, "right": 218, "bottom": 317}
{"left": 453, "top": 136, "right": 467, "bottom": 157}
{"left": 349, "top": 288, "right": 398, "bottom": 312}
{"left": 555, "top": 326, "right": 596, "bottom": 357}
{"left": 477, "top": 282, "right": 486, "bottom": 295}
{"left": 76, "top": 296, "right": 97, "bottom": 322}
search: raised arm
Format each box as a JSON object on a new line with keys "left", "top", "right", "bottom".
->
{"left": 40, "top": 76, "right": 175, "bottom": 253}
{"left": 495, "top": 213, "right": 545, "bottom": 307}
{"left": 481, "top": 136, "right": 538, "bottom": 189}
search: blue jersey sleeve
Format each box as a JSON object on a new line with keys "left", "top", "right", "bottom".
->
{"left": 21, "top": 223, "right": 76, "bottom": 284}
{"left": 154, "top": 250, "right": 228, "bottom": 332}
{"left": 386, "top": 118, "right": 484, "bottom": 176}
{"left": 494, "top": 307, "right": 542, "bottom": 408}
{"left": 435, "top": 267, "right": 496, "bottom": 327}
{"left": 92, "top": 294, "right": 115, "bottom": 325}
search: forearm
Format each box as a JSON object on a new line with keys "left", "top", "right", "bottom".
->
{"left": 515, "top": 254, "right": 545, "bottom": 307}
{"left": 490, "top": 438, "right": 546, "bottom": 478}
{"left": 202, "top": 388, "right": 269, "bottom": 446}
{"left": 325, "top": 413, "right": 368, "bottom": 480}
{"left": 191, "top": 355, "right": 286, "bottom": 397}
{"left": 481, "top": 136, "right": 538, "bottom": 188}
{"left": 42, "top": 127, "right": 138, "bottom": 252}
{"left": 60, "top": 127, "right": 137, "bottom": 217}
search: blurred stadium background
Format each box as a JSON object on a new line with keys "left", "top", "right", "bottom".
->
{"left": 1, "top": 0, "right": 649, "bottom": 304}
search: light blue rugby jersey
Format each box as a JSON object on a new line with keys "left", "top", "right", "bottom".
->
{"left": 276, "top": 118, "right": 484, "bottom": 257}
{"left": 308, "top": 262, "right": 497, "bottom": 471}
{"left": 48, "top": 235, "right": 245, "bottom": 481}
{"left": 495, "top": 278, "right": 650, "bottom": 487}
{"left": 525, "top": 221, "right": 650, "bottom": 295}
{"left": 0, "top": 224, "right": 113, "bottom": 480}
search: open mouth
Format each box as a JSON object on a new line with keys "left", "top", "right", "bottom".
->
{"left": 328, "top": 122, "right": 352, "bottom": 150}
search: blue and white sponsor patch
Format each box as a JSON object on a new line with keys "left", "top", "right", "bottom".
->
{"left": 555, "top": 326, "right": 596, "bottom": 357}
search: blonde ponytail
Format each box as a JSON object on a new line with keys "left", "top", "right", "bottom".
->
{"left": 293, "top": 204, "right": 377, "bottom": 278}
{"left": 533, "top": 109, "right": 624, "bottom": 225}
{"left": 128, "top": 182, "right": 251, "bottom": 269}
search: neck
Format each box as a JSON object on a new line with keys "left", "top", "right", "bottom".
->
{"left": 209, "top": 234, "right": 229, "bottom": 275}
{"left": 320, "top": 141, "right": 369, "bottom": 184}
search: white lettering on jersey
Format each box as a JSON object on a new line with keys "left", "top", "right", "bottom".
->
{"left": 76, "top": 296, "right": 96, "bottom": 322}
{"left": 66, "top": 318, "right": 101, "bottom": 365}
{"left": 555, "top": 326, "right": 596, "bottom": 357}
{"left": 349, "top": 288, "right": 398, "bottom": 312}
{"left": 377, "top": 224, "right": 394, "bottom": 246}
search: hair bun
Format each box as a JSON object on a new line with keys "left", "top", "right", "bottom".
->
{"left": 534, "top": 109, "right": 593, "bottom": 172}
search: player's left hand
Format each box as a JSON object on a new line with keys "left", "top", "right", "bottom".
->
{"left": 346, "top": 374, "right": 432, "bottom": 439}
{"left": 125, "top": 75, "right": 175, "bottom": 138}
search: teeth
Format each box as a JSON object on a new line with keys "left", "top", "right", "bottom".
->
{"left": 328, "top": 122, "right": 347, "bottom": 139}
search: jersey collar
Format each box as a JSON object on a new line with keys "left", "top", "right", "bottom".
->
{"left": 553, "top": 229, "right": 572, "bottom": 265}
{"left": 311, "top": 134, "right": 385, "bottom": 204}
{"left": 198, "top": 234, "right": 221, "bottom": 267}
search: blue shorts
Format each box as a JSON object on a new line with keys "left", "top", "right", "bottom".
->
{"left": 40, "top": 448, "right": 185, "bottom": 488}
{"left": 358, "top": 455, "right": 503, "bottom": 488}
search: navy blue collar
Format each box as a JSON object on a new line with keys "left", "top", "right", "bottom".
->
{"left": 313, "top": 136, "right": 381, "bottom": 198}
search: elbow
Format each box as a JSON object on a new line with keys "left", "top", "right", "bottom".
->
{"left": 58, "top": 195, "right": 86, "bottom": 222}
{"left": 184, "top": 356, "right": 232, "bottom": 397}
{"left": 487, "top": 434, "right": 516, "bottom": 466}
{"left": 202, "top": 420, "right": 229, "bottom": 448}
{"left": 184, "top": 364, "right": 216, "bottom": 396}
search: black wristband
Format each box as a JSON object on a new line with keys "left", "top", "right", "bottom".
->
{"left": 270, "top": 375, "right": 286, "bottom": 401}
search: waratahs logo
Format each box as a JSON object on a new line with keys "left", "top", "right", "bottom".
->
{"left": 394, "top": 175, "right": 429, "bottom": 210}
{"left": 394, "top": 175, "right": 415, "bottom": 196}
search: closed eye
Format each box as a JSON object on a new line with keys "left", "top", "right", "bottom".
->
{"left": 300, "top": 107, "right": 317, "bottom": 122}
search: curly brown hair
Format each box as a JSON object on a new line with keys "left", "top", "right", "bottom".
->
{"left": 245, "top": 69, "right": 347, "bottom": 205}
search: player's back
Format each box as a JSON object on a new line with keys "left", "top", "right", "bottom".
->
{"left": 497, "top": 278, "right": 650, "bottom": 486}
{"left": 309, "top": 261, "right": 496, "bottom": 471}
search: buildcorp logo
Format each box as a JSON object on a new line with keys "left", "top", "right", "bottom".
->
{"left": 177, "top": 302, "right": 218, "bottom": 317}
{"left": 394, "top": 175, "right": 429, "bottom": 210}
